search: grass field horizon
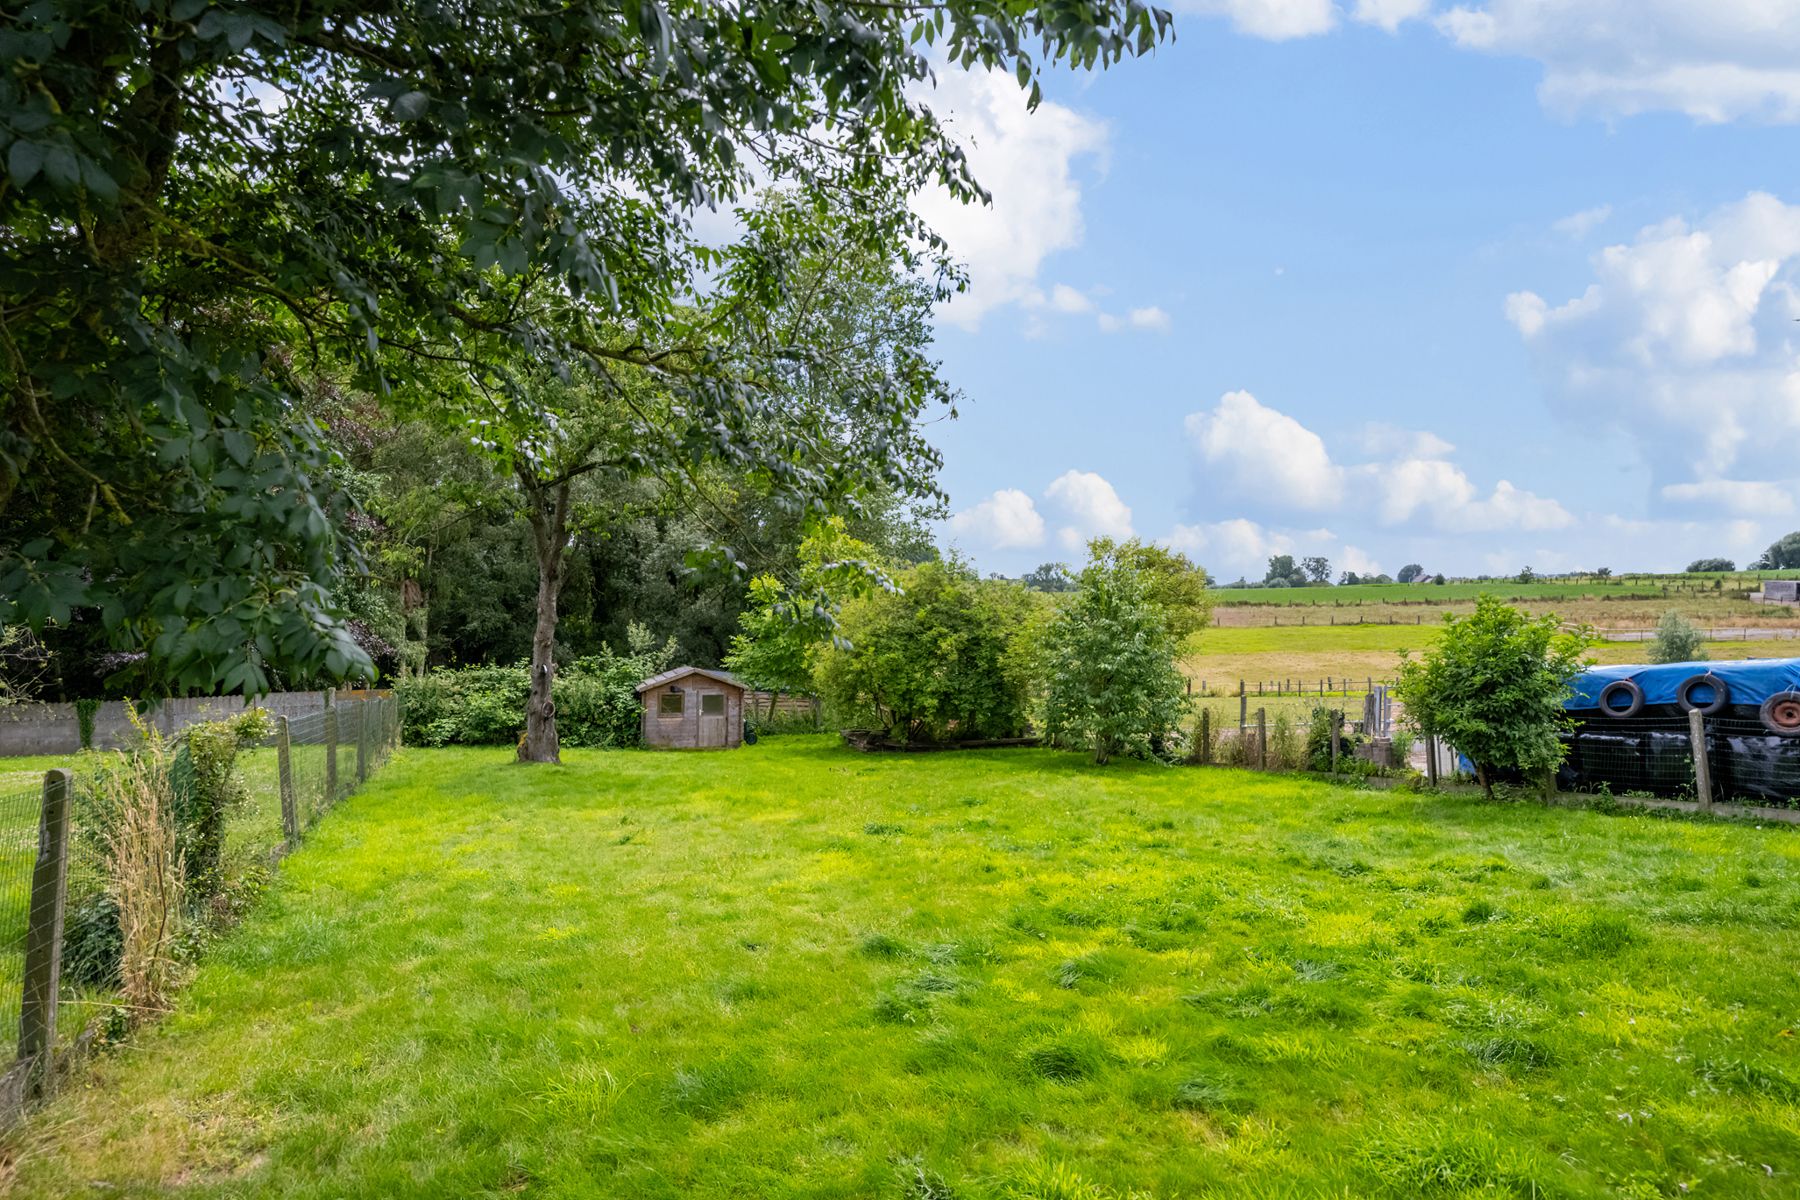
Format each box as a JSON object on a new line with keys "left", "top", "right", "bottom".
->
{"left": 8, "top": 739, "right": 1800, "bottom": 1198}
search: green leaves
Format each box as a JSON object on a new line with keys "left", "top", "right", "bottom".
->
{"left": 1394, "top": 597, "right": 1595, "bottom": 789}
{"left": 2, "top": 0, "right": 1168, "bottom": 697}
{"left": 1043, "top": 548, "right": 1188, "bottom": 764}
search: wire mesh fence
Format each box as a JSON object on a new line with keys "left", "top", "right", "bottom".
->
{"left": 0, "top": 693, "right": 401, "bottom": 1104}
{"left": 0, "top": 781, "right": 46, "bottom": 1061}
{"left": 1559, "top": 713, "right": 1800, "bottom": 808}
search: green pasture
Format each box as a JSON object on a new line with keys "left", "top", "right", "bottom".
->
{"left": 1213, "top": 572, "right": 1800, "bottom": 607}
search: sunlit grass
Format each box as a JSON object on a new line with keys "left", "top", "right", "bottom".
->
{"left": 5, "top": 738, "right": 1800, "bottom": 1197}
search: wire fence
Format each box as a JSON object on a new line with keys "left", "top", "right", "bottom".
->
{"left": 1560, "top": 714, "right": 1800, "bottom": 808}
{"left": 0, "top": 693, "right": 401, "bottom": 1095}
{"left": 0, "top": 781, "right": 45, "bottom": 1065}
{"left": 1190, "top": 676, "right": 1398, "bottom": 699}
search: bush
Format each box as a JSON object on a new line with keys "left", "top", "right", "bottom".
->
{"left": 397, "top": 624, "right": 676, "bottom": 748}
{"left": 1649, "top": 610, "right": 1706, "bottom": 664}
{"left": 1305, "top": 707, "right": 1364, "bottom": 772}
{"left": 813, "top": 560, "right": 1041, "bottom": 744}
{"left": 1394, "top": 597, "right": 1592, "bottom": 797}
{"left": 1043, "top": 545, "right": 1187, "bottom": 764}
{"left": 171, "top": 708, "right": 273, "bottom": 902}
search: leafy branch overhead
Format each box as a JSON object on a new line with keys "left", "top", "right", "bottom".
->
{"left": 0, "top": 0, "right": 1172, "bottom": 695}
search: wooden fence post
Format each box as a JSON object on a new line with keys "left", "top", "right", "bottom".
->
{"left": 324, "top": 688, "right": 338, "bottom": 803}
{"left": 1688, "top": 708, "right": 1714, "bottom": 810}
{"left": 1330, "top": 711, "right": 1341, "bottom": 773}
{"left": 19, "top": 769, "right": 72, "bottom": 1096}
{"left": 1425, "top": 732, "right": 1439, "bottom": 789}
{"left": 1238, "top": 682, "right": 1247, "bottom": 735}
{"left": 1199, "top": 710, "right": 1211, "bottom": 766}
{"left": 277, "top": 716, "right": 299, "bottom": 846}
{"left": 1256, "top": 708, "right": 1267, "bottom": 770}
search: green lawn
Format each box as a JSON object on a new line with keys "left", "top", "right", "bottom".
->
{"left": 8, "top": 738, "right": 1800, "bottom": 1198}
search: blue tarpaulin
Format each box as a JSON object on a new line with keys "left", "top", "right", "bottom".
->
{"left": 1566, "top": 658, "right": 1800, "bottom": 711}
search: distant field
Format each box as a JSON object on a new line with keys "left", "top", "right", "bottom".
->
{"left": 1213, "top": 572, "right": 1800, "bottom": 607}
{"left": 1185, "top": 624, "right": 1789, "bottom": 694}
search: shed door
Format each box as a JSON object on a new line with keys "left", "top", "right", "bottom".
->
{"left": 698, "top": 691, "right": 728, "bottom": 747}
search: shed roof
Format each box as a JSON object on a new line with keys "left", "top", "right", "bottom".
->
{"left": 635, "top": 666, "right": 745, "bottom": 694}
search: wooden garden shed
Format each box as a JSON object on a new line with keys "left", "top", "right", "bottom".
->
{"left": 636, "top": 667, "right": 746, "bottom": 750}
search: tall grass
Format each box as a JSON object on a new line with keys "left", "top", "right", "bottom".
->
{"left": 82, "top": 726, "right": 183, "bottom": 1017}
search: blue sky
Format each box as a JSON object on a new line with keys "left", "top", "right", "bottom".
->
{"left": 921, "top": 1, "right": 1800, "bottom": 580}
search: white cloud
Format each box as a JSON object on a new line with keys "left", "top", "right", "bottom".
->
{"left": 1554, "top": 204, "right": 1613, "bottom": 238}
{"left": 1506, "top": 191, "right": 1800, "bottom": 491}
{"left": 1097, "top": 305, "right": 1171, "bottom": 334}
{"left": 1165, "top": 518, "right": 1295, "bottom": 574}
{"left": 1355, "top": 422, "right": 1457, "bottom": 459}
{"left": 1352, "top": 0, "right": 1433, "bottom": 31}
{"left": 1658, "top": 479, "right": 1798, "bottom": 517}
{"left": 914, "top": 69, "right": 1108, "bottom": 330}
{"left": 1047, "top": 284, "right": 1095, "bottom": 315}
{"left": 1339, "top": 545, "right": 1384, "bottom": 576}
{"left": 1127, "top": 305, "right": 1172, "bottom": 332}
{"left": 946, "top": 488, "right": 1046, "bottom": 549}
{"left": 1185, "top": 390, "right": 1573, "bottom": 532}
{"left": 1184, "top": 2, "right": 1800, "bottom": 125}
{"left": 1186, "top": 390, "right": 1346, "bottom": 508}
{"left": 1437, "top": 1, "right": 1800, "bottom": 123}
{"left": 1180, "top": 0, "right": 1339, "bottom": 40}
{"left": 1046, "top": 470, "right": 1134, "bottom": 551}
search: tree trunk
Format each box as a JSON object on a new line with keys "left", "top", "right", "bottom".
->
{"left": 518, "top": 476, "right": 571, "bottom": 764}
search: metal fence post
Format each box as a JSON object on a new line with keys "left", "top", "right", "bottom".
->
{"left": 1688, "top": 708, "right": 1714, "bottom": 810}
{"left": 19, "top": 769, "right": 72, "bottom": 1096}
{"left": 278, "top": 715, "right": 299, "bottom": 846}
{"left": 324, "top": 688, "right": 338, "bottom": 803}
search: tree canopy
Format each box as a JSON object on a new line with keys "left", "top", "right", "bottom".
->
{"left": 1754, "top": 534, "right": 1800, "bottom": 570}
{"left": 1, "top": 0, "right": 1171, "bottom": 696}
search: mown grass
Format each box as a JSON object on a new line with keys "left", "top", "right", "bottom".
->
{"left": 6, "top": 738, "right": 1800, "bottom": 1198}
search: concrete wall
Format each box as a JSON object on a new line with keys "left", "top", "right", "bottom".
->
{"left": 0, "top": 691, "right": 339, "bottom": 756}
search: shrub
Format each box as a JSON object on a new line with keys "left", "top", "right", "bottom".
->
{"left": 814, "top": 560, "right": 1041, "bottom": 744}
{"left": 1394, "top": 597, "right": 1593, "bottom": 797}
{"left": 1649, "top": 610, "right": 1706, "bottom": 664}
{"left": 397, "top": 624, "right": 676, "bottom": 748}
{"left": 1305, "top": 706, "right": 1365, "bottom": 771}
{"left": 1043, "top": 545, "right": 1187, "bottom": 764}
{"left": 171, "top": 709, "right": 273, "bottom": 901}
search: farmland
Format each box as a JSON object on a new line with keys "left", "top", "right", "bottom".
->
{"left": 6, "top": 739, "right": 1799, "bottom": 1199}
{"left": 1182, "top": 624, "right": 1786, "bottom": 701}
{"left": 1212, "top": 572, "right": 1800, "bottom": 607}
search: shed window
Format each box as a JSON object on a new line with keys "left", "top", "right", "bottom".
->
{"left": 701, "top": 693, "right": 725, "bottom": 716}
{"left": 658, "top": 692, "right": 684, "bottom": 717}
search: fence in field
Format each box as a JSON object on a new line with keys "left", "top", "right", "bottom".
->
{"left": 0, "top": 691, "right": 401, "bottom": 1125}
{"left": 1188, "top": 676, "right": 1398, "bottom": 699}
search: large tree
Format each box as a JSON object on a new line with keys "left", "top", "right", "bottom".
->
{"left": 1, "top": 0, "right": 1170, "bottom": 696}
